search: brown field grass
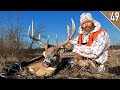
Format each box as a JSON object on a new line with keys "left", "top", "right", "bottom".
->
{"left": 0, "top": 47, "right": 120, "bottom": 79}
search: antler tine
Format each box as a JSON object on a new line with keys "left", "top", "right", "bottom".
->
{"left": 56, "top": 34, "right": 59, "bottom": 48}
{"left": 28, "top": 21, "right": 45, "bottom": 47}
{"left": 58, "top": 18, "right": 76, "bottom": 48}
{"left": 38, "top": 33, "right": 45, "bottom": 47}
{"left": 46, "top": 35, "right": 50, "bottom": 46}
{"left": 28, "top": 26, "right": 31, "bottom": 36}
{"left": 67, "top": 25, "right": 70, "bottom": 39}
{"left": 32, "top": 20, "right": 34, "bottom": 37}
{"left": 44, "top": 35, "right": 50, "bottom": 50}
{"left": 71, "top": 18, "right": 76, "bottom": 39}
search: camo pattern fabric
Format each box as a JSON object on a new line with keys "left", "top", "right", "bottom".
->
{"left": 70, "top": 20, "right": 110, "bottom": 72}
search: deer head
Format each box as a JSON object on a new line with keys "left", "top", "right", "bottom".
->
{"left": 28, "top": 18, "right": 76, "bottom": 68}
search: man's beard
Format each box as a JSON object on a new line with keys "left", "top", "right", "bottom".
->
{"left": 82, "top": 26, "right": 95, "bottom": 34}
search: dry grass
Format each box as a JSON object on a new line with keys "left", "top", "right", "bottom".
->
{"left": 0, "top": 47, "right": 120, "bottom": 79}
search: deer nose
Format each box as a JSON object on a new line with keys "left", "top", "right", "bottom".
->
{"left": 46, "top": 62, "right": 50, "bottom": 66}
{"left": 42, "top": 61, "right": 51, "bottom": 68}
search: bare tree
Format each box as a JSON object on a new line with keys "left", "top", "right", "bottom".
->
{"left": 0, "top": 12, "right": 25, "bottom": 58}
{"left": 0, "top": 12, "right": 46, "bottom": 59}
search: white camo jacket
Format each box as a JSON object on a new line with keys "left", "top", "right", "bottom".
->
{"left": 70, "top": 20, "right": 110, "bottom": 64}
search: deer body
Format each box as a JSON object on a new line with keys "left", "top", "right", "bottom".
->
{"left": 27, "top": 19, "right": 97, "bottom": 77}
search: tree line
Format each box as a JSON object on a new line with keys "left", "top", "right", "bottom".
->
{"left": 0, "top": 13, "right": 46, "bottom": 59}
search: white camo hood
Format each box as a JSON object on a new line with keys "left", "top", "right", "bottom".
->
{"left": 78, "top": 13, "right": 101, "bottom": 34}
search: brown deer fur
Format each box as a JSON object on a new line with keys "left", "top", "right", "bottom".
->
{"left": 27, "top": 61, "right": 56, "bottom": 77}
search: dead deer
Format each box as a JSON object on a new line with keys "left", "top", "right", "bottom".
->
{"left": 27, "top": 19, "right": 97, "bottom": 77}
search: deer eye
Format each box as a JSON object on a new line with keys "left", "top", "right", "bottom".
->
{"left": 53, "top": 54, "right": 57, "bottom": 57}
{"left": 54, "top": 54, "right": 57, "bottom": 56}
{"left": 54, "top": 56, "right": 57, "bottom": 59}
{"left": 53, "top": 55, "right": 57, "bottom": 59}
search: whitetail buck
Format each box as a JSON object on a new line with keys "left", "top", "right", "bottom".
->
{"left": 27, "top": 19, "right": 97, "bottom": 77}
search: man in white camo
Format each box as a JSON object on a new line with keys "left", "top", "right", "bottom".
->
{"left": 69, "top": 13, "right": 110, "bottom": 72}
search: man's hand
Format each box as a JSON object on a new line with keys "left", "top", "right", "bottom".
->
{"left": 65, "top": 43, "right": 74, "bottom": 51}
{"left": 74, "top": 53, "right": 81, "bottom": 60}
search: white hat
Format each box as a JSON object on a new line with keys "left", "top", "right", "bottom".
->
{"left": 78, "top": 13, "right": 101, "bottom": 34}
{"left": 80, "top": 13, "right": 94, "bottom": 25}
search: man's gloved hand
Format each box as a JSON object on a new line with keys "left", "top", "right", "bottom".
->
{"left": 74, "top": 53, "right": 81, "bottom": 60}
{"left": 65, "top": 43, "right": 74, "bottom": 51}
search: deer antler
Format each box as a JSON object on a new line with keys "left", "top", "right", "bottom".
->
{"left": 57, "top": 18, "right": 76, "bottom": 48}
{"left": 56, "top": 34, "right": 59, "bottom": 48}
{"left": 28, "top": 20, "right": 49, "bottom": 50}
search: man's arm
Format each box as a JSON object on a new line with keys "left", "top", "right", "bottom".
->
{"left": 72, "top": 31, "right": 110, "bottom": 59}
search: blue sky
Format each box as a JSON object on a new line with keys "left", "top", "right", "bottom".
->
{"left": 0, "top": 11, "right": 120, "bottom": 46}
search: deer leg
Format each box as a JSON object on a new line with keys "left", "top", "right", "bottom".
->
{"left": 60, "top": 52, "right": 82, "bottom": 60}
{"left": 60, "top": 52, "right": 81, "bottom": 67}
{"left": 60, "top": 52, "right": 97, "bottom": 68}
{"left": 60, "top": 52, "right": 76, "bottom": 58}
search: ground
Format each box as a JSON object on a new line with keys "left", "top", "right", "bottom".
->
{"left": 0, "top": 49, "right": 120, "bottom": 79}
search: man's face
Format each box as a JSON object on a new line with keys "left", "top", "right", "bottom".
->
{"left": 81, "top": 21, "right": 94, "bottom": 31}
